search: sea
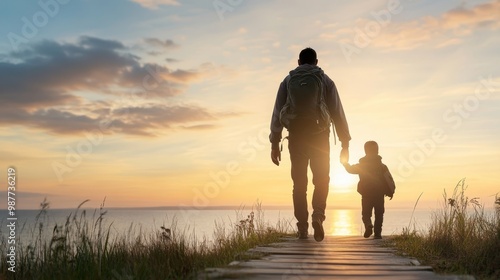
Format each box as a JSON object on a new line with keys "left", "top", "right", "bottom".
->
{"left": 0, "top": 207, "right": 454, "bottom": 247}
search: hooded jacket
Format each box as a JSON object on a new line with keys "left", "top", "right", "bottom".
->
{"left": 344, "top": 155, "right": 396, "bottom": 197}
{"left": 269, "top": 64, "right": 351, "bottom": 150}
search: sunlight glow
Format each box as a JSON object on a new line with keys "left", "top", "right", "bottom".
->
{"left": 328, "top": 209, "right": 357, "bottom": 236}
{"left": 330, "top": 169, "right": 357, "bottom": 193}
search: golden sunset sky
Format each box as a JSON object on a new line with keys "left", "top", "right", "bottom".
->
{"left": 1, "top": 0, "right": 499, "bottom": 210}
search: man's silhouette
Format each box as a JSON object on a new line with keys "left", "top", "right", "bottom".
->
{"left": 269, "top": 48, "right": 351, "bottom": 241}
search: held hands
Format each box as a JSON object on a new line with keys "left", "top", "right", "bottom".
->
{"left": 340, "top": 147, "right": 349, "bottom": 164}
{"left": 271, "top": 149, "right": 281, "bottom": 166}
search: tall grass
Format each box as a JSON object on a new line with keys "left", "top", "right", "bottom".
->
{"left": 388, "top": 179, "right": 500, "bottom": 279}
{"left": 0, "top": 201, "right": 293, "bottom": 279}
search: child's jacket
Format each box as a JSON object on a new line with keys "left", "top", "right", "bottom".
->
{"left": 344, "top": 155, "right": 395, "bottom": 197}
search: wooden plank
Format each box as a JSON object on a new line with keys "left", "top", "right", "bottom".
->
{"left": 204, "top": 267, "right": 447, "bottom": 279}
{"left": 235, "top": 260, "right": 434, "bottom": 271}
{"left": 253, "top": 247, "right": 394, "bottom": 253}
{"left": 262, "top": 256, "right": 418, "bottom": 266}
{"left": 249, "top": 248, "right": 396, "bottom": 256}
{"left": 256, "top": 240, "right": 393, "bottom": 247}
{"left": 278, "top": 236, "right": 384, "bottom": 243}
{"left": 228, "top": 276, "right": 450, "bottom": 280}
{"left": 201, "top": 236, "right": 458, "bottom": 279}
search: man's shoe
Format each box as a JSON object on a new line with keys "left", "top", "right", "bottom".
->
{"left": 374, "top": 227, "right": 382, "bottom": 239}
{"left": 312, "top": 219, "right": 324, "bottom": 242}
{"left": 298, "top": 230, "right": 308, "bottom": 239}
{"left": 364, "top": 225, "right": 373, "bottom": 238}
{"left": 296, "top": 222, "right": 308, "bottom": 239}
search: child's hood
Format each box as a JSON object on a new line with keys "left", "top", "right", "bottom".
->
{"left": 359, "top": 155, "right": 383, "bottom": 165}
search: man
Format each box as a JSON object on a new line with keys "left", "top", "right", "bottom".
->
{"left": 269, "top": 48, "right": 351, "bottom": 241}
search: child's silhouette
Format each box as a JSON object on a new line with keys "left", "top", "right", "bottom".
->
{"left": 342, "top": 141, "right": 395, "bottom": 239}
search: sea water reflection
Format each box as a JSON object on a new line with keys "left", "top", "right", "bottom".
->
{"left": 0, "top": 207, "right": 445, "bottom": 245}
{"left": 326, "top": 209, "right": 359, "bottom": 236}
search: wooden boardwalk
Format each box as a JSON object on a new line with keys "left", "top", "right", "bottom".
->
{"left": 202, "top": 236, "right": 471, "bottom": 279}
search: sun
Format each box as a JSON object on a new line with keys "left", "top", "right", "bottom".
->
{"left": 330, "top": 169, "right": 356, "bottom": 193}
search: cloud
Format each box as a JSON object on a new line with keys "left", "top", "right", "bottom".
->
{"left": 0, "top": 103, "right": 235, "bottom": 136}
{"left": 2, "top": 38, "right": 135, "bottom": 107}
{"left": 107, "top": 104, "right": 239, "bottom": 136}
{"left": 442, "top": 1, "right": 500, "bottom": 29}
{"left": 80, "top": 36, "right": 126, "bottom": 50}
{"left": 1, "top": 38, "right": 136, "bottom": 109}
{"left": 377, "top": 0, "right": 500, "bottom": 50}
{"left": 130, "top": 0, "right": 180, "bottom": 9}
{"left": 119, "top": 62, "right": 202, "bottom": 96}
{"left": 182, "top": 124, "right": 217, "bottom": 130}
{"left": 0, "top": 36, "right": 236, "bottom": 136}
{"left": 0, "top": 36, "right": 204, "bottom": 108}
{"left": 144, "top": 38, "right": 179, "bottom": 50}
{"left": 110, "top": 104, "right": 218, "bottom": 134}
{"left": 0, "top": 108, "right": 99, "bottom": 135}
{"left": 336, "top": 0, "right": 500, "bottom": 51}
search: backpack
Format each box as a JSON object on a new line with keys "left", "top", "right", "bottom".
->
{"left": 355, "top": 163, "right": 396, "bottom": 197}
{"left": 382, "top": 165, "right": 396, "bottom": 196}
{"left": 279, "top": 68, "right": 332, "bottom": 131}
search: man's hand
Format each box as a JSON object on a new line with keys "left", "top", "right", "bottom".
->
{"left": 340, "top": 148, "right": 349, "bottom": 164}
{"left": 271, "top": 149, "right": 281, "bottom": 166}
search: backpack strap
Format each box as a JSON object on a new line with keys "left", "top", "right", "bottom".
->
{"left": 280, "top": 136, "right": 289, "bottom": 152}
{"left": 317, "top": 72, "right": 337, "bottom": 145}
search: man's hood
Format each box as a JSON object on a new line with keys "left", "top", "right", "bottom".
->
{"left": 289, "top": 64, "right": 324, "bottom": 76}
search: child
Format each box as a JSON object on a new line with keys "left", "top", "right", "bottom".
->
{"left": 342, "top": 141, "right": 395, "bottom": 239}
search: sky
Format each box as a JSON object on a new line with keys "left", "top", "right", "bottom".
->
{"left": 0, "top": 0, "right": 499, "bottom": 210}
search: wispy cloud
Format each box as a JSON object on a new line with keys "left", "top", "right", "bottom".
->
{"left": 0, "top": 101, "right": 237, "bottom": 136}
{"left": 335, "top": 0, "right": 500, "bottom": 51}
{"left": 374, "top": 0, "right": 500, "bottom": 50}
{"left": 144, "top": 38, "right": 179, "bottom": 50}
{"left": 130, "top": 0, "right": 180, "bottom": 9}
